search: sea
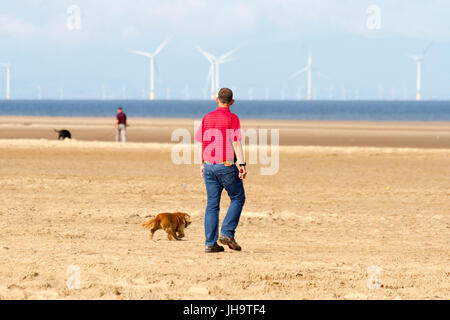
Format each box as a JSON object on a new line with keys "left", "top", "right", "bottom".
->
{"left": 0, "top": 100, "right": 449, "bottom": 121}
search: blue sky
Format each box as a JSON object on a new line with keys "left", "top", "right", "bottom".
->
{"left": 1, "top": 0, "right": 449, "bottom": 100}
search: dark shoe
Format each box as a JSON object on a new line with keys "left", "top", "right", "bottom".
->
{"left": 219, "top": 235, "right": 242, "bottom": 251}
{"left": 205, "top": 243, "right": 225, "bottom": 253}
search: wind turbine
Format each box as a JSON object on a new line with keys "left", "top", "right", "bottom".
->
{"left": 408, "top": 43, "right": 432, "bottom": 101}
{"left": 327, "top": 87, "right": 334, "bottom": 100}
{"left": 403, "top": 87, "right": 409, "bottom": 100}
{"left": 341, "top": 86, "right": 346, "bottom": 100}
{"left": 296, "top": 87, "right": 302, "bottom": 100}
{"left": 281, "top": 88, "right": 286, "bottom": 101}
{"left": 377, "top": 85, "right": 383, "bottom": 100}
{"left": 391, "top": 88, "right": 397, "bottom": 100}
{"left": 248, "top": 88, "right": 254, "bottom": 101}
{"left": 214, "top": 49, "right": 238, "bottom": 95}
{"left": 128, "top": 40, "right": 168, "bottom": 101}
{"left": 183, "top": 84, "right": 190, "bottom": 100}
{"left": 197, "top": 48, "right": 216, "bottom": 100}
{"left": 290, "top": 50, "right": 313, "bottom": 101}
{"left": 101, "top": 83, "right": 106, "bottom": 100}
{"left": 265, "top": 88, "right": 270, "bottom": 100}
{"left": 197, "top": 47, "right": 238, "bottom": 99}
{"left": 121, "top": 84, "right": 127, "bottom": 100}
{"left": 1, "top": 63, "right": 11, "bottom": 100}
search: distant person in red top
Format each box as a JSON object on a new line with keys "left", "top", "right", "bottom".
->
{"left": 195, "top": 88, "right": 247, "bottom": 253}
{"left": 115, "top": 107, "right": 127, "bottom": 143}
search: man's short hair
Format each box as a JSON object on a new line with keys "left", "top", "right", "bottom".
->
{"left": 118, "top": 107, "right": 123, "bottom": 110}
{"left": 218, "top": 88, "right": 233, "bottom": 105}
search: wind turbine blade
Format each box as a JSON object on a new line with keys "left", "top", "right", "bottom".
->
{"left": 218, "top": 57, "right": 239, "bottom": 64}
{"left": 153, "top": 40, "right": 168, "bottom": 57}
{"left": 128, "top": 49, "right": 152, "bottom": 57}
{"left": 422, "top": 41, "right": 433, "bottom": 56}
{"left": 197, "top": 47, "right": 216, "bottom": 62}
{"left": 289, "top": 66, "right": 309, "bottom": 79}
{"left": 218, "top": 48, "right": 239, "bottom": 62}
{"left": 406, "top": 53, "right": 419, "bottom": 61}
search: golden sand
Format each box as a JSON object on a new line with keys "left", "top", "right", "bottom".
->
{"left": 0, "top": 128, "right": 449, "bottom": 299}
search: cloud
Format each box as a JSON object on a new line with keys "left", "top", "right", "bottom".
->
{"left": 80, "top": 0, "right": 259, "bottom": 37}
{"left": 4, "top": 0, "right": 450, "bottom": 43}
{"left": 0, "top": 14, "right": 40, "bottom": 37}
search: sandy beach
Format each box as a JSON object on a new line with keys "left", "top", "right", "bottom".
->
{"left": 0, "top": 116, "right": 449, "bottom": 148}
{"left": 0, "top": 117, "right": 449, "bottom": 300}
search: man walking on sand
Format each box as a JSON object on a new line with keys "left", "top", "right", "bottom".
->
{"left": 195, "top": 88, "right": 247, "bottom": 253}
{"left": 115, "top": 107, "right": 127, "bottom": 143}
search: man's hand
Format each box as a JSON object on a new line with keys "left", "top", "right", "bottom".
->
{"left": 233, "top": 140, "right": 247, "bottom": 180}
{"left": 239, "top": 165, "right": 247, "bottom": 180}
{"left": 200, "top": 164, "right": 205, "bottom": 178}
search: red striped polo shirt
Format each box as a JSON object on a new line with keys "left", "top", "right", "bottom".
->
{"left": 195, "top": 107, "right": 242, "bottom": 164}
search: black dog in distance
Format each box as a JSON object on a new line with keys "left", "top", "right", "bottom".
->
{"left": 55, "top": 129, "right": 72, "bottom": 140}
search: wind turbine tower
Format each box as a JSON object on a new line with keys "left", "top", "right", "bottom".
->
{"left": 122, "top": 84, "right": 127, "bottom": 100}
{"left": 197, "top": 47, "right": 238, "bottom": 99}
{"left": 197, "top": 48, "right": 216, "bottom": 100}
{"left": 1, "top": 63, "right": 11, "bottom": 100}
{"left": 129, "top": 40, "right": 168, "bottom": 101}
{"left": 101, "top": 83, "right": 106, "bottom": 100}
{"left": 290, "top": 50, "right": 313, "bottom": 101}
{"left": 408, "top": 43, "right": 432, "bottom": 101}
{"left": 296, "top": 87, "right": 302, "bottom": 100}
{"left": 248, "top": 88, "right": 253, "bottom": 101}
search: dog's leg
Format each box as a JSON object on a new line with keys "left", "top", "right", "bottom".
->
{"left": 177, "top": 232, "right": 185, "bottom": 239}
{"left": 171, "top": 230, "right": 181, "bottom": 241}
{"left": 177, "top": 225, "right": 185, "bottom": 239}
{"left": 170, "top": 225, "right": 181, "bottom": 240}
{"left": 166, "top": 227, "right": 180, "bottom": 241}
{"left": 164, "top": 227, "right": 174, "bottom": 240}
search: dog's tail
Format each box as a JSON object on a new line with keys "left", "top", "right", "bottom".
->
{"left": 54, "top": 129, "right": 60, "bottom": 133}
{"left": 141, "top": 218, "right": 157, "bottom": 230}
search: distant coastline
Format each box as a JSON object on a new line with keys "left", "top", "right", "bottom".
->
{"left": 1, "top": 100, "right": 450, "bottom": 121}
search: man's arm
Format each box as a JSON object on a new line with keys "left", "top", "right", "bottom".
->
{"left": 233, "top": 140, "right": 247, "bottom": 180}
{"left": 199, "top": 144, "right": 204, "bottom": 178}
{"left": 195, "top": 120, "right": 204, "bottom": 178}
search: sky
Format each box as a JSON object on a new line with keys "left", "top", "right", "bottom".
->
{"left": 0, "top": 0, "right": 450, "bottom": 100}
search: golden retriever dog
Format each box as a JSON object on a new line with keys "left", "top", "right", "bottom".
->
{"left": 141, "top": 212, "right": 191, "bottom": 241}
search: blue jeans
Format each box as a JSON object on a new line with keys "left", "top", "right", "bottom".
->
{"left": 203, "top": 163, "right": 246, "bottom": 246}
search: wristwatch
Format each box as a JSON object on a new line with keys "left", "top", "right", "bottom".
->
{"left": 239, "top": 162, "right": 247, "bottom": 167}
